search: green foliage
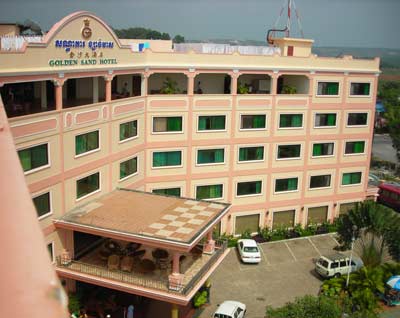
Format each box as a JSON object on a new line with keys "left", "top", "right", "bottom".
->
{"left": 240, "top": 229, "right": 252, "bottom": 239}
{"left": 113, "top": 27, "right": 170, "bottom": 40}
{"left": 281, "top": 85, "right": 297, "bottom": 94}
{"left": 193, "top": 290, "right": 208, "bottom": 308}
{"left": 160, "top": 77, "right": 180, "bottom": 94}
{"left": 219, "top": 233, "right": 238, "bottom": 248}
{"left": 237, "top": 82, "right": 250, "bottom": 94}
{"left": 270, "top": 226, "right": 289, "bottom": 241}
{"left": 173, "top": 35, "right": 185, "bottom": 43}
{"left": 265, "top": 295, "right": 341, "bottom": 318}
{"left": 321, "top": 276, "right": 346, "bottom": 297}
{"left": 68, "top": 293, "right": 81, "bottom": 315}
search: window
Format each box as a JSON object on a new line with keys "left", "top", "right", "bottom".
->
{"left": 237, "top": 181, "right": 262, "bottom": 196}
{"left": 317, "top": 82, "right": 339, "bottom": 96}
{"left": 240, "top": 114, "right": 266, "bottom": 130}
{"left": 196, "top": 184, "right": 223, "bottom": 200}
{"left": 235, "top": 214, "right": 260, "bottom": 235}
{"left": 279, "top": 114, "right": 303, "bottom": 128}
{"left": 339, "top": 202, "right": 357, "bottom": 215}
{"left": 315, "top": 113, "right": 337, "bottom": 127}
{"left": 18, "top": 144, "right": 49, "bottom": 172}
{"left": 33, "top": 192, "right": 51, "bottom": 218}
{"left": 198, "top": 115, "right": 226, "bottom": 131}
{"left": 350, "top": 83, "right": 370, "bottom": 96}
{"left": 238, "top": 146, "right": 264, "bottom": 162}
{"left": 152, "top": 187, "right": 181, "bottom": 197}
{"left": 275, "top": 178, "right": 298, "bottom": 192}
{"left": 277, "top": 144, "right": 301, "bottom": 159}
{"left": 47, "top": 242, "right": 54, "bottom": 263}
{"left": 197, "top": 149, "right": 224, "bottom": 165}
{"left": 152, "top": 151, "right": 182, "bottom": 167}
{"left": 76, "top": 172, "right": 100, "bottom": 199}
{"left": 119, "top": 120, "right": 137, "bottom": 141}
{"left": 342, "top": 172, "right": 362, "bottom": 185}
{"left": 345, "top": 141, "right": 365, "bottom": 154}
{"left": 272, "top": 210, "right": 295, "bottom": 229}
{"left": 312, "top": 143, "right": 334, "bottom": 157}
{"left": 152, "top": 117, "right": 182, "bottom": 133}
{"left": 119, "top": 157, "right": 138, "bottom": 180}
{"left": 347, "top": 113, "right": 368, "bottom": 126}
{"left": 310, "top": 175, "right": 331, "bottom": 189}
{"left": 307, "top": 206, "right": 328, "bottom": 224}
{"left": 75, "top": 131, "right": 99, "bottom": 155}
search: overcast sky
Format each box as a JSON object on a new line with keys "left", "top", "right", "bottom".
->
{"left": 1, "top": 0, "right": 399, "bottom": 49}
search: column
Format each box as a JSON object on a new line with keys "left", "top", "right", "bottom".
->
{"left": 203, "top": 230, "right": 215, "bottom": 254}
{"left": 53, "top": 80, "right": 64, "bottom": 111}
{"left": 187, "top": 71, "right": 195, "bottom": 95}
{"left": 168, "top": 252, "right": 184, "bottom": 291}
{"left": 141, "top": 73, "right": 148, "bottom": 96}
{"left": 104, "top": 76, "right": 113, "bottom": 102}
{"left": 271, "top": 73, "right": 279, "bottom": 95}
{"left": 171, "top": 304, "right": 179, "bottom": 318}
{"left": 93, "top": 77, "right": 99, "bottom": 103}
{"left": 231, "top": 72, "right": 239, "bottom": 95}
{"left": 40, "top": 81, "right": 47, "bottom": 110}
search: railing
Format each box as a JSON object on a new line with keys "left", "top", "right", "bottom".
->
{"left": 56, "top": 256, "right": 170, "bottom": 291}
{"left": 181, "top": 239, "right": 228, "bottom": 295}
{"left": 56, "top": 239, "right": 228, "bottom": 295}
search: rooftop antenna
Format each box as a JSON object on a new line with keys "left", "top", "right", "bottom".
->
{"left": 267, "top": 0, "right": 305, "bottom": 44}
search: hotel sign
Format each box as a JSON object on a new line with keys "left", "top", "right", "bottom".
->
{"left": 49, "top": 18, "right": 118, "bottom": 67}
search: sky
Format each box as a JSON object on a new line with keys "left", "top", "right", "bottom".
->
{"left": 0, "top": 0, "right": 399, "bottom": 49}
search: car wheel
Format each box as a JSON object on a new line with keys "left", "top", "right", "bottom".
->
{"left": 334, "top": 273, "right": 341, "bottom": 278}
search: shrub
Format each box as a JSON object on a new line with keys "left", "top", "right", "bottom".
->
{"left": 193, "top": 290, "right": 208, "bottom": 308}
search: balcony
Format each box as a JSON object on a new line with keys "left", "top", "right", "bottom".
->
{"left": 56, "top": 239, "right": 228, "bottom": 296}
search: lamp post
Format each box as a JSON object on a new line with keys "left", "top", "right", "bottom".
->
{"left": 346, "top": 225, "right": 358, "bottom": 288}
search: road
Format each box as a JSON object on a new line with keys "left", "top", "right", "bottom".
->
{"left": 372, "top": 134, "right": 399, "bottom": 164}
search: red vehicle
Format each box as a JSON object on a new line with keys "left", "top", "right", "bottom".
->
{"left": 378, "top": 183, "right": 400, "bottom": 212}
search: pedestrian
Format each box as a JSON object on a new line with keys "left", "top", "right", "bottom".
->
{"left": 127, "top": 304, "right": 134, "bottom": 318}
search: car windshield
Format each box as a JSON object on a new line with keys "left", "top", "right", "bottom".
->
{"left": 244, "top": 246, "right": 258, "bottom": 253}
{"left": 318, "top": 258, "right": 329, "bottom": 268}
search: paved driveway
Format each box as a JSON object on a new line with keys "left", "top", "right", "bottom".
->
{"left": 199, "top": 234, "right": 339, "bottom": 318}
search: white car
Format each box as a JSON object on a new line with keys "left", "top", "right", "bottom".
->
{"left": 213, "top": 300, "right": 246, "bottom": 318}
{"left": 315, "top": 253, "right": 364, "bottom": 278}
{"left": 237, "top": 239, "right": 261, "bottom": 264}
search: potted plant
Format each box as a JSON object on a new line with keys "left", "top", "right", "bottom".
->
{"left": 237, "top": 82, "right": 250, "bottom": 94}
{"left": 160, "top": 77, "right": 180, "bottom": 94}
{"left": 193, "top": 290, "right": 208, "bottom": 308}
{"left": 281, "top": 85, "right": 297, "bottom": 94}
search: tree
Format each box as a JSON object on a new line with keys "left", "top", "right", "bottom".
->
{"left": 173, "top": 35, "right": 185, "bottom": 43}
{"left": 113, "top": 27, "right": 171, "bottom": 40}
{"left": 265, "top": 295, "right": 341, "bottom": 318}
{"left": 336, "top": 201, "right": 400, "bottom": 263}
{"left": 160, "top": 77, "right": 180, "bottom": 94}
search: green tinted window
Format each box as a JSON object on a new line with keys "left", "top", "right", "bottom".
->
{"left": 196, "top": 184, "right": 223, "bottom": 200}
{"left": 33, "top": 192, "right": 51, "bottom": 218}
{"left": 153, "top": 117, "right": 182, "bottom": 132}
{"left": 345, "top": 141, "right": 365, "bottom": 154}
{"left": 152, "top": 151, "right": 182, "bottom": 167}
{"left": 18, "top": 144, "right": 49, "bottom": 172}
{"left": 197, "top": 149, "right": 224, "bottom": 164}
{"left": 279, "top": 114, "right": 303, "bottom": 128}
{"left": 239, "top": 146, "right": 264, "bottom": 161}
{"left": 76, "top": 131, "right": 99, "bottom": 155}
{"left": 119, "top": 120, "right": 137, "bottom": 141}
{"left": 152, "top": 188, "right": 181, "bottom": 197}
{"left": 77, "top": 172, "right": 100, "bottom": 199}
{"left": 120, "top": 157, "right": 138, "bottom": 179}
{"left": 317, "top": 82, "right": 339, "bottom": 95}
{"left": 198, "top": 116, "right": 226, "bottom": 130}
{"left": 241, "top": 115, "right": 266, "bottom": 129}
{"left": 277, "top": 144, "right": 301, "bottom": 159}
{"left": 237, "top": 181, "right": 262, "bottom": 196}
{"left": 312, "top": 143, "right": 334, "bottom": 157}
{"left": 342, "top": 172, "right": 362, "bottom": 185}
{"left": 275, "top": 178, "right": 298, "bottom": 192}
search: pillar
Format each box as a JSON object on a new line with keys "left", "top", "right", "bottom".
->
{"left": 231, "top": 71, "right": 239, "bottom": 95}
{"left": 168, "top": 252, "right": 184, "bottom": 291}
{"left": 104, "top": 76, "right": 113, "bottom": 102}
{"left": 203, "top": 230, "right": 215, "bottom": 255}
{"left": 40, "top": 81, "right": 47, "bottom": 110}
{"left": 187, "top": 71, "right": 195, "bottom": 95}
{"left": 93, "top": 77, "right": 99, "bottom": 103}
{"left": 141, "top": 73, "right": 148, "bottom": 96}
{"left": 171, "top": 304, "right": 179, "bottom": 318}
{"left": 53, "top": 80, "right": 64, "bottom": 111}
{"left": 271, "top": 73, "right": 279, "bottom": 95}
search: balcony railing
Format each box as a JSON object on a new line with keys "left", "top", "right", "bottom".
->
{"left": 56, "top": 239, "right": 228, "bottom": 295}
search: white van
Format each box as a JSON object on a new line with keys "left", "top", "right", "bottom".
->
{"left": 315, "top": 253, "right": 363, "bottom": 278}
{"left": 213, "top": 301, "right": 246, "bottom": 318}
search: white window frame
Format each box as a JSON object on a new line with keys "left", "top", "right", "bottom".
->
{"left": 237, "top": 144, "right": 265, "bottom": 164}
{"left": 151, "top": 115, "right": 184, "bottom": 135}
{"left": 309, "top": 174, "right": 332, "bottom": 190}
{"left": 75, "top": 171, "right": 101, "bottom": 202}
{"left": 341, "top": 171, "right": 363, "bottom": 187}
{"left": 119, "top": 156, "right": 139, "bottom": 182}
{"left": 270, "top": 208, "right": 298, "bottom": 230}
{"left": 195, "top": 147, "right": 226, "bottom": 167}
{"left": 343, "top": 140, "right": 367, "bottom": 156}
{"left": 273, "top": 177, "right": 300, "bottom": 194}
{"left": 151, "top": 149, "right": 184, "bottom": 169}
{"left": 195, "top": 183, "right": 224, "bottom": 201}
{"left": 74, "top": 129, "right": 101, "bottom": 159}
{"left": 305, "top": 205, "right": 330, "bottom": 225}
{"left": 233, "top": 212, "right": 262, "bottom": 236}
{"left": 196, "top": 114, "right": 227, "bottom": 133}
{"left": 349, "top": 82, "right": 372, "bottom": 98}
{"left": 118, "top": 119, "right": 139, "bottom": 144}
{"left": 235, "top": 180, "right": 263, "bottom": 198}
{"left": 33, "top": 190, "right": 53, "bottom": 220}
{"left": 18, "top": 142, "right": 51, "bottom": 175}
{"left": 276, "top": 144, "right": 302, "bottom": 161}
{"left": 313, "top": 112, "right": 338, "bottom": 129}
{"left": 277, "top": 113, "right": 304, "bottom": 130}
{"left": 310, "top": 141, "right": 336, "bottom": 159}
{"left": 239, "top": 113, "right": 267, "bottom": 131}
{"left": 346, "top": 112, "right": 369, "bottom": 128}
{"left": 315, "top": 81, "right": 340, "bottom": 97}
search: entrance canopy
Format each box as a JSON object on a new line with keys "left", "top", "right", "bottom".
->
{"left": 54, "top": 188, "right": 230, "bottom": 251}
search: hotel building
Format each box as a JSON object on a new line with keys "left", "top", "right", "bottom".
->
{"left": 0, "top": 11, "right": 379, "bottom": 317}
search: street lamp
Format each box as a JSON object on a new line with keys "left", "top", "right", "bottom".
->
{"left": 346, "top": 225, "right": 358, "bottom": 288}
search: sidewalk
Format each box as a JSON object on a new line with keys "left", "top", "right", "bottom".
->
{"left": 380, "top": 307, "right": 400, "bottom": 318}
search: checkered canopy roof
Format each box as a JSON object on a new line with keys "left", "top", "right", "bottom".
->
{"left": 55, "top": 188, "right": 230, "bottom": 246}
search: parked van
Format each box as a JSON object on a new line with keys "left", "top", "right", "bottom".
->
{"left": 315, "top": 253, "right": 363, "bottom": 278}
{"left": 213, "top": 301, "right": 246, "bottom": 318}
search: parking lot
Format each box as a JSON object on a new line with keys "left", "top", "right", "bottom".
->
{"left": 200, "top": 234, "right": 340, "bottom": 318}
